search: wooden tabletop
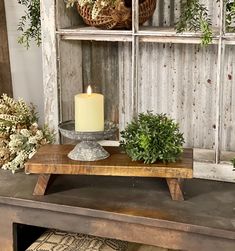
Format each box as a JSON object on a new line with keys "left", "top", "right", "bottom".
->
{"left": 0, "top": 169, "right": 234, "bottom": 238}
{"left": 25, "top": 145, "right": 193, "bottom": 178}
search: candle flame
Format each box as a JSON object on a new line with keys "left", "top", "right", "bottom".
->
{"left": 87, "top": 85, "right": 92, "bottom": 96}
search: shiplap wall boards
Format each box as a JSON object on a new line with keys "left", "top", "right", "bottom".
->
{"left": 41, "top": 0, "right": 235, "bottom": 182}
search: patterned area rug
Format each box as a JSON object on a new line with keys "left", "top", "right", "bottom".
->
{"left": 26, "top": 229, "right": 128, "bottom": 251}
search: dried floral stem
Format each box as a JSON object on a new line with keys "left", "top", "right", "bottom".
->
{"left": 0, "top": 94, "right": 54, "bottom": 173}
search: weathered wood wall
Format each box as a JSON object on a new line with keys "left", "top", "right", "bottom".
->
{"left": 83, "top": 42, "right": 121, "bottom": 123}
{"left": 221, "top": 45, "right": 235, "bottom": 152}
{"left": 146, "top": 0, "right": 220, "bottom": 27}
{"left": 0, "top": 0, "right": 12, "bottom": 97}
{"left": 138, "top": 43, "right": 218, "bottom": 149}
{"left": 56, "top": 0, "right": 225, "bottom": 150}
{"left": 58, "top": 40, "right": 83, "bottom": 122}
{"left": 58, "top": 43, "right": 220, "bottom": 151}
{"left": 41, "top": 0, "right": 235, "bottom": 181}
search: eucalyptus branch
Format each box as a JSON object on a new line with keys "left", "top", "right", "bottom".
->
{"left": 17, "top": 0, "right": 41, "bottom": 49}
{"left": 226, "top": 0, "right": 235, "bottom": 32}
{"left": 175, "top": 0, "right": 213, "bottom": 45}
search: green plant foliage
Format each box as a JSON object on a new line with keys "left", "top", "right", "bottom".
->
{"left": 17, "top": 0, "right": 41, "bottom": 49}
{"left": 226, "top": 0, "right": 235, "bottom": 32}
{"left": 176, "top": 0, "right": 213, "bottom": 46}
{"left": 231, "top": 157, "right": 235, "bottom": 171}
{"left": 120, "top": 112, "right": 185, "bottom": 164}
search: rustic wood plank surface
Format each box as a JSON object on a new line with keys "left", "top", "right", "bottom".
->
{"left": 0, "top": 170, "right": 234, "bottom": 251}
{"left": 25, "top": 145, "right": 193, "bottom": 178}
{"left": 0, "top": 0, "right": 12, "bottom": 96}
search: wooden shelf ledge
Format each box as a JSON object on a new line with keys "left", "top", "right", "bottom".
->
{"left": 57, "top": 26, "right": 132, "bottom": 42}
{"left": 57, "top": 26, "right": 227, "bottom": 45}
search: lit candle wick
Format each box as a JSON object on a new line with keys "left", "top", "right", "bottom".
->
{"left": 87, "top": 85, "right": 92, "bottom": 96}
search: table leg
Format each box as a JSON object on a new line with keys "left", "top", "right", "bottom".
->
{"left": 0, "top": 206, "right": 14, "bottom": 251}
{"left": 166, "top": 178, "right": 184, "bottom": 201}
{"left": 33, "top": 174, "right": 51, "bottom": 195}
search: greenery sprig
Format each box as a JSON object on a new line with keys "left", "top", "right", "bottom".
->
{"left": 175, "top": 0, "right": 213, "bottom": 45}
{"left": 120, "top": 112, "right": 184, "bottom": 164}
{"left": 231, "top": 157, "right": 235, "bottom": 171}
{"left": 226, "top": 0, "right": 235, "bottom": 32}
{"left": 17, "top": 0, "right": 41, "bottom": 49}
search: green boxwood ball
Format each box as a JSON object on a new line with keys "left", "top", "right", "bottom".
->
{"left": 120, "top": 112, "right": 185, "bottom": 164}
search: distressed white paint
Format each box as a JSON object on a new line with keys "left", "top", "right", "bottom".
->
{"left": 4, "top": 0, "right": 44, "bottom": 123}
{"left": 194, "top": 162, "right": 235, "bottom": 183}
{"left": 61, "top": 35, "right": 132, "bottom": 42}
{"left": 41, "top": 0, "right": 58, "bottom": 137}
{"left": 119, "top": 42, "right": 133, "bottom": 129}
{"left": 214, "top": 0, "right": 224, "bottom": 164}
{"left": 58, "top": 26, "right": 132, "bottom": 34}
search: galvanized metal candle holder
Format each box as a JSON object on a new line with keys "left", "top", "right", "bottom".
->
{"left": 58, "top": 121, "right": 117, "bottom": 161}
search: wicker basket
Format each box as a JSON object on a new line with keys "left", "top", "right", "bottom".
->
{"left": 76, "top": 0, "right": 157, "bottom": 29}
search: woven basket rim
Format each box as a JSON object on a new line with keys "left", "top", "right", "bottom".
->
{"left": 76, "top": 0, "right": 157, "bottom": 29}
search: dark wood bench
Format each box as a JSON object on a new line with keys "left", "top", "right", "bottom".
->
{"left": 0, "top": 169, "right": 234, "bottom": 251}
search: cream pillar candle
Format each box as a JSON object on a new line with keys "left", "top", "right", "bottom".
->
{"left": 75, "top": 86, "right": 104, "bottom": 132}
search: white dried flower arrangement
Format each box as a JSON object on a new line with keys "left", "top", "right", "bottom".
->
{"left": 0, "top": 94, "right": 54, "bottom": 173}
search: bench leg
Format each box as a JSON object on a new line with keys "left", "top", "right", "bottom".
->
{"left": 33, "top": 174, "right": 51, "bottom": 196}
{"left": 166, "top": 178, "right": 184, "bottom": 201}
